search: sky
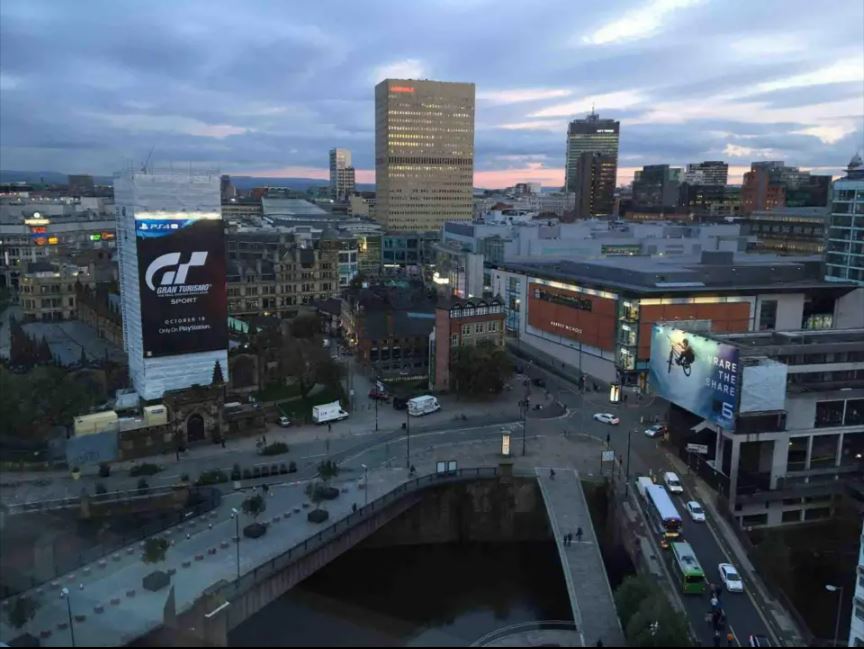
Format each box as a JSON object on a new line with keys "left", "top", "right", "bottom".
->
{"left": 1, "top": 0, "right": 862, "bottom": 188}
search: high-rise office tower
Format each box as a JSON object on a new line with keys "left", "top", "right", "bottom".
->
{"left": 115, "top": 169, "right": 229, "bottom": 400}
{"left": 684, "top": 161, "right": 728, "bottom": 186}
{"left": 632, "top": 164, "right": 682, "bottom": 209}
{"left": 375, "top": 79, "right": 475, "bottom": 231}
{"left": 329, "top": 148, "right": 356, "bottom": 200}
{"left": 564, "top": 111, "right": 619, "bottom": 218}
{"left": 825, "top": 153, "right": 864, "bottom": 285}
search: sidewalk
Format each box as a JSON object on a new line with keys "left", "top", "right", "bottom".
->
{"left": 666, "top": 453, "right": 806, "bottom": 646}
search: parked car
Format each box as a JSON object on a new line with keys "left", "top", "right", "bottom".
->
{"left": 593, "top": 413, "right": 620, "bottom": 425}
{"left": 748, "top": 634, "right": 772, "bottom": 647}
{"left": 532, "top": 377, "right": 546, "bottom": 387}
{"left": 278, "top": 416, "right": 291, "bottom": 428}
{"left": 719, "top": 563, "right": 744, "bottom": 592}
{"left": 686, "top": 500, "right": 706, "bottom": 522}
{"left": 368, "top": 389, "right": 389, "bottom": 401}
{"left": 643, "top": 424, "right": 666, "bottom": 438}
{"left": 663, "top": 471, "right": 684, "bottom": 494}
{"left": 392, "top": 396, "right": 408, "bottom": 411}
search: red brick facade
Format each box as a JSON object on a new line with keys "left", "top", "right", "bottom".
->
{"left": 432, "top": 297, "right": 505, "bottom": 391}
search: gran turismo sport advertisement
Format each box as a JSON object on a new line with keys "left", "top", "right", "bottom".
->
{"left": 135, "top": 217, "right": 228, "bottom": 358}
{"left": 648, "top": 324, "right": 739, "bottom": 430}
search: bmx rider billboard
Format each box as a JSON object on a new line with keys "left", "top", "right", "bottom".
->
{"left": 648, "top": 324, "right": 739, "bottom": 430}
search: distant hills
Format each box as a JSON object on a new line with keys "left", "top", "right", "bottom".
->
{"left": 0, "top": 169, "right": 375, "bottom": 192}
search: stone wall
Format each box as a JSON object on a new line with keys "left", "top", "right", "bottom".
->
{"left": 362, "top": 477, "right": 552, "bottom": 547}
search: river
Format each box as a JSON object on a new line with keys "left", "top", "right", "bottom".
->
{"left": 229, "top": 541, "right": 571, "bottom": 646}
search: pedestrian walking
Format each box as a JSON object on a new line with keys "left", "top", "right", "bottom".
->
{"left": 328, "top": 422, "right": 332, "bottom": 433}
{"left": 352, "top": 503, "right": 357, "bottom": 513}
{"left": 710, "top": 595, "right": 719, "bottom": 609}
{"left": 713, "top": 630, "right": 721, "bottom": 647}
{"left": 262, "top": 434, "right": 267, "bottom": 445}
{"left": 221, "top": 438, "right": 226, "bottom": 449}
{"left": 605, "top": 433, "right": 611, "bottom": 447}
{"left": 575, "top": 527, "right": 583, "bottom": 542}
{"left": 549, "top": 468, "right": 556, "bottom": 479}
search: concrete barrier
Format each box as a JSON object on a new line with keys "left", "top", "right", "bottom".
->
{"left": 50, "top": 581, "right": 60, "bottom": 588}
{"left": 182, "top": 560, "right": 191, "bottom": 568}
{"left": 110, "top": 598, "right": 121, "bottom": 606}
{"left": 125, "top": 589, "right": 135, "bottom": 598}
{"left": 195, "top": 554, "right": 204, "bottom": 561}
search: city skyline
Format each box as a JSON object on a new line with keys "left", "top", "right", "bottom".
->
{"left": 1, "top": 0, "right": 862, "bottom": 188}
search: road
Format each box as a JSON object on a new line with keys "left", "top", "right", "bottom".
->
{"left": 3, "top": 358, "right": 782, "bottom": 646}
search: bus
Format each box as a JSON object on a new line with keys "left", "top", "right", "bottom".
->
{"left": 644, "top": 484, "right": 683, "bottom": 542}
{"left": 670, "top": 542, "right": 706, "bottom": 594}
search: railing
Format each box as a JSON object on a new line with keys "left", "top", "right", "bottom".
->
{"left": 3, "top": 484, "right": 189, "bottom": 516}
{"left": 471, "top": 620, "right": 579, "bottom": 646}
{"left": 216, "top": 467, "right": 500, "bottom": 607}
{"left": 1, "top": 488, "right": 222, "bottom": 599}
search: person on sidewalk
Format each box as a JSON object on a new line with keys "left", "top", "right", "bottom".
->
{"left": 549, "top": 468, "right": 555, "bottom": 479}
{"left": 726, "top": 631, "right": 734, "bottom": 647}
{"left": 713, "top": 630, "right": 721, "bottom": 647}
{"left": 575, "top": 527, "right": 583, "bottom": 542}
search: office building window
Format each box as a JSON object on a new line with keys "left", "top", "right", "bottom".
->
{"left": 815, "top": 401, "right": 845, "bottom": 427}
{"left": 845, "top": 399, "right": 864, "bottom": 426}
{"left": 759, "top": 300, "right": 777, "bottom": 330}
{"left": 781, "top": 510, "right": 801, "bottom": 523}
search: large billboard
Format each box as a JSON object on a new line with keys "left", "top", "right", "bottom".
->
{"left": 135, "top": 217, "right": 227, "bottom": 358}
{"left": 648, "top": 324, "right": 739, "bottom": 430}
{"left": 527, "top": 282, "right": 617, "bottom": 350}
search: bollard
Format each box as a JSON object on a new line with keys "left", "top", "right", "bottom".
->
{"left": 110, "top": 598, "right": 121, "bottom": 606}
{"left": 208, "top": 548, "right": 216, "bottom": 555}
{"left": 50, "top": 581, "right": 60, "bottom": 588}
{"left": 182, "top": 560, "right": 191, "bottom": 568}
{"left": 94, "top": 605, "right": 104, "bottom": 614}
{"left": 40, "top": 630, "right": 53, "bottom": 639}
{"left": 67, "top": 574, "right": 76, "bottom": 582}
{"left": 126, "top": 547, "right": 134, "bottom": 555}
{"left": 220, "top": 541, "right": 229, "bottom": 549}
{"left": 74, "top": 614, "right": 86, "bottom": 623}
{"left": 167, "top": 568, "right": 176, "bottom": 577}
{"left": 125, "top": 590, "right": 136, "bottom": 598}
{"left": 195, "top": 554, "right": 204, "bottom": 561}
{"left": 98, "top": 560, "right": 107, "bottom": 569}
{"left": 83, "top": 567, "right": 91, "bottom": 576}
{"left": 57, "top": 622, "right": 69, "bottom": 631}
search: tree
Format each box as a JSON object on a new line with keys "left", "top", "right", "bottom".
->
{"left": 450, "top": 340, "right": 512, "bottom": 396}
{"left": 317, "top": 459, "right": 340, "bottom": 482}
{"left": 348, "top": 272, "right": 367, "bottom": 290}
{"left": 78, "top": 345, "right": 87, "bottom": 367}
{"left": 289, "top": 313, "right": 321, "bottom": 339}
{"left": 6, "top": 595, "right": 39, "bottom": 632}
{"left": 241, "top": 493, "right": 266, "bottom": 520}
{"left": 280, "top": 333, "right": 341, "bottom": 400}
{"left": 38, "top": 337, "right": 53, "bottom": 364}
{"left": 211, "top": 360, "right": 225, "bottom": 385}
{"left": 615, "top": 575, "right": 690, "bottom": 647}
{"left": 614, "top": 575, "right": 653, "bottom": 629}
{"left": 142, "top": 537, "right": 169, "bottom": 565}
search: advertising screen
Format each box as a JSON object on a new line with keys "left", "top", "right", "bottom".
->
{"left": 526, "top": 282, "right": 616, "bottom": 350}
{"left": 648, "top": 325, "right": 739, "bottom": 430}
{"left": 135, "top": 217, "right": 227, "bottom": 358}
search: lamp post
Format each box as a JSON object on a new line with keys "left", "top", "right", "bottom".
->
{"left": 60, "top": 587, "right": 75, "bottom": 647}
{"left": 405, "top": 408, "right": 411, "bottom": 470}
{"left": 362, "top": 464, "right": 368, "bottom": 505}
{"left": 374, "top": 397, "right": 379, "bottom": 432}
{"left": 231, "top": 508, "right": 240, "bottom": 580}
{"left": 825, "top": 584, "right": 844, "bottom": 648}
{"left": 521, "top": 397, "right": 529, "bottom": 456}
{"left": 624, "top": 428, "right": 634, "bottom": 497}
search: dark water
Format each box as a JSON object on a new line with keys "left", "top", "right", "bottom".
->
{"left": 229, "top": 542, "right": 572, "bottom": 647}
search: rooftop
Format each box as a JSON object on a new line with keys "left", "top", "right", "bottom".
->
{"left": 714, "top": 328, "right": 864, "bottom": 357}
{"left": 495, "top": 251, "right": 858, "bottom": 295}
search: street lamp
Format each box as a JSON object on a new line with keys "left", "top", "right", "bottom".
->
{"left": 231, "top": 508, "right": 240, "bottom": 580}
{"left": 405, "top": 408, "right": 411, "bottom": 470}
{"left": 374, "top": 396, "right": 379, "bottom": 432}
{"left": 521, "top": 397, "right": 530, "bottom": 457}
{"left": 361, "top": 464, "right": 368, "bottom": 505}
{"left": 60, "top": 587, "right": 75, "bottom": 647}
{"left": 825, "top": 584, "right": 844, "bottom": 648}
{"left": 624, "top": 428, "right": 634, "bottom": 498}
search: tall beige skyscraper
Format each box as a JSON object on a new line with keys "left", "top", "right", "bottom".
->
{"left": 375, "top": 79, "right": 475, "bottom": 231}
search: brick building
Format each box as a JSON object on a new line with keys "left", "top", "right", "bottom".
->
{"left": 431, "top": 296, "right": 505, "bottom": 391}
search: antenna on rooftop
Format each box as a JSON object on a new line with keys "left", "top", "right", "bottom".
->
{"left": 141, "top": 146, "right": 155, "bottom": 173}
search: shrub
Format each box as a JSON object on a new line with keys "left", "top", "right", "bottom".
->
{"left": 260, "top": 442, "right": 288, "bottom": 456}
{"left": 130, "top": 463, "right": 161, "bottom": 477}
{"left": 180, "top": 473, "right": 189, "bottom": 482}
{"left": 279, "top": 463, "right": 288, "bottom": 474}
{"left": 230, "top": 464, "right": 242, "bottom": 481}
{"left": 142, "top": 537, "right": 169, "bottom": 564}
{"left": 98, "top": 463, "right": 111, "bottom": 478}
{"left": 195, "top": 469, "right": 228, "bottom": 486}
{"left": 288, "top": 461, "right": 297, "bottom": 473}
{"left": 242, "top": 468, "right": 252, "bottom": 480}
{"left": 95, "top": 483, "right": 108, "bottom": 496}
{"left": 317, "top": 459, "right": 340, "bottom": 481}
{"left": 271, "top": 464, "right": 279, "bottom": 475}
{"left": 241, "top": 493, "right": 266, "bottom": 519}
{"left": 137, "top": 478, "right": 150, "bottom": 493}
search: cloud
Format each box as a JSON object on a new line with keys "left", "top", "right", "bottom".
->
{"left": 723, "top": 143, "right": 778, "bottom": 159}
{"left": 497, "top": 121, "right": 564, "bottom": 131}
{"left": 792, "top": 125, "right": 857, "bottom": 145}
{"left": 580, "top": 0, "right": 703, "bottom": 46}
{"left": 370, "top": 58, "right": 427, "bottom": 84}
{"left": 529, "top": 90, "right": 645, "bottom": 117}
{"left": 477, "top": 88, "right": 571, "bottom": 104}
{"left": 755, "top": 59, "right": 864, "bottom": 94}
{"left": 89, "top": 113, "right": 250, "bottom": 139}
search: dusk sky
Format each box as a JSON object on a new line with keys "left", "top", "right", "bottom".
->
{"left": 1, "top": 0, "right": 862, "bottom": 188}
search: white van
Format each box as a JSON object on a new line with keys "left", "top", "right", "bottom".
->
{"left": 636, "top": 476, "right": 655, "bottom": 500}
{"left": 312, "top": 401, "right": 349, "bottom": 424}
{"left": 408, "top": 395, "right": 440, "bottom": 417}
{"left": 664, "top": 471, "right": 684, "bottom": 494}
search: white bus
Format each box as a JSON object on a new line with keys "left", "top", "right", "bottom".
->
{"left": 644, "top": 484, "right": 683, "bottom": 541}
